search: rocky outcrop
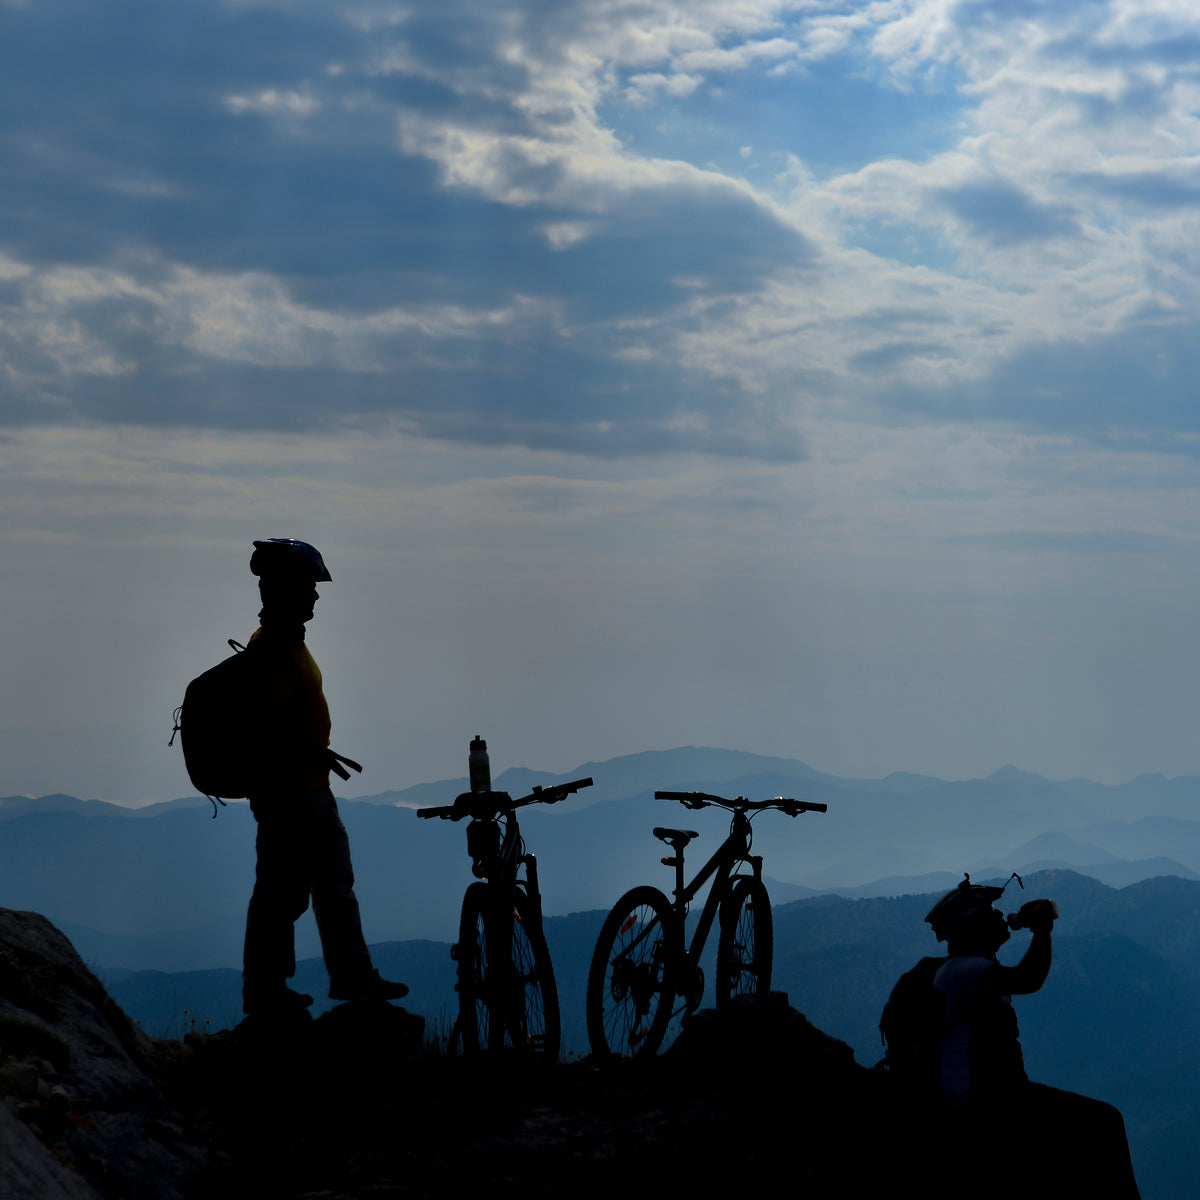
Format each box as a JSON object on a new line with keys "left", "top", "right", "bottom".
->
{"left": 0, "top": 908, "right": 878, "bottom": 1198}
{"left": 0, "top": 909, "right": 207, "bottom": 1199}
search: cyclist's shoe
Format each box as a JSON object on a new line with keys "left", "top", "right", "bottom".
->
{"left": 242, "top": 983, "right": 315, "bottom": 1016}
{"left": 328, "top": 969, "right": 409, "bottom": 1002}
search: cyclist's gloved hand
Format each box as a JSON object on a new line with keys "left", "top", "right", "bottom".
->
{"left": 1014, "top": 898, "right": 1058, "bottom": 933}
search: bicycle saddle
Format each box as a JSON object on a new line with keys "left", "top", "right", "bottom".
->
{"left": 653, "top": 826, "right": 699, "bottom": 847}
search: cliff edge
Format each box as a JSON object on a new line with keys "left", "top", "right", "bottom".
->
{"left": 0, "top": 907, "right": 878, "bottom": 1198}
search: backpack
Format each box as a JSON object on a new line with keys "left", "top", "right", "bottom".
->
{"left": 878, "top": 956, "right": 947, "bottom": 1100}
{"left": 170, "top": 639, "right": 272, "bottom": 812}
{"left": 170, "top": 638, "right": 364, "bottom": 815}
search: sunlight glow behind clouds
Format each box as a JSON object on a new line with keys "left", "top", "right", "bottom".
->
{"left": 6, "top": 0, "right": 1198, "bottom": 449}
{"left": 5, "top": 0, "right": 1200, "bottom": 795}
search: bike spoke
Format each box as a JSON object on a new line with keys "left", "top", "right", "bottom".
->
{"left": 587, "top": 888, "right": 676, "bottom": 1059}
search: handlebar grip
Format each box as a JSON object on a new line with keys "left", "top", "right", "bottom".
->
{"left": 656, "top": 790, "right": 728, "bottom": 809}
{"left": 517, "top": 776, "right": 595, "bottom": 807}
{"left": 550, "top": 776, "right": 594, "bottom": 800}
{"left": 796, "top": 801, "right": 827, "bottom": 813}
{"left": 416, "top": 805, "right": 456, "bottom": 820}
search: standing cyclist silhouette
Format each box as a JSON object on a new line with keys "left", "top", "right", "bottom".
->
{"left": 241, "top": 538, "right": 408, "bottom": 1017}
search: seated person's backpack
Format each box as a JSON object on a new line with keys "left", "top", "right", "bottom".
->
{"left": 878, "top": 956, "right": 948, "bottom": 1102}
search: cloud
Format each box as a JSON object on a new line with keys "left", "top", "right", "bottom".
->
{"left": 0, "top": 0, "right": 837, "bottom": 459}
{"left": 939, "top": 529, "right": 1177, "bottom": 555}
{"left": 3, "top": 0, "right": 1200, "bottom": 461}
{"left": 938, "top": 180, "right": 1080, "bottom": 245}
{"left": 1073, "top": 169, "right": 1200, "bottom": 210}
{"left": 884, "top": 316, "right": 1200, "bottom": 438}
{"left": 850, "top": 340, "right": 950, "bottom": 372}
{"left": 0, "top": 248, "right": 811, "bottom": 459}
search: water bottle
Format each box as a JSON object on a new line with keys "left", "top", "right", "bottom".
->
{"left": 469, "top": 735, "right": 491, "bottom": 793}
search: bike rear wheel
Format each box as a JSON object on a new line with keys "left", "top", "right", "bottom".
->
{"left": 586, "top": 885, "right": 676, "bottom": 1059}
{"left": 716, "top": 876, "right": 773, "bottom": 1003}
{"left": 457, "top": 883, "right": 561, "bottom": 1058}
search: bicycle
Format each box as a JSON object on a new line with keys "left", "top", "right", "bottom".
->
{"left": 586, "top": 789, "right": 827, "bottom": 1060}
{"left": 418, "top": 776, "right": 593, "bottom": 1058}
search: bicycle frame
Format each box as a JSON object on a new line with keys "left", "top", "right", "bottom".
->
{"left": 587, "top": 788, "right": 825, "bottom": 1058}
{"left": 473, "top": 810, "right": 546, "bottom": 959}
{"left": 419, "top": 776, "right": 592, "bottom": 1056}
{"left": 472, "top": 807, "right": 538, "bottom": 898}
{"left": 662, "top": 808, "right": 761, "bottom": 977}
{"left": 470, "top": 811, "right": 533, "bottom": 1044}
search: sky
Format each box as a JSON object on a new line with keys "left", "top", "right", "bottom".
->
{"left": 4, "top": 0, "right": 1200, "bottom": 802}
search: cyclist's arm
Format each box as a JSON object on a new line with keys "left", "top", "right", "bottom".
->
{"left": 983, "top": 900, "right": 1056, "bottom": 996}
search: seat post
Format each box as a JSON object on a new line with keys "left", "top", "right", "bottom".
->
{"left": 654, "top": 826, "right": 698, "bottom": 903}
{"left": 658, "top": 836, "right": 687, "bottom": 900}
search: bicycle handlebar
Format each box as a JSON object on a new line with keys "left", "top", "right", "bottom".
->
{"left": 417, "top": 776, "right": 594, "bottom": 821}
{"left": 654, "top": 790, "right": 827, "bottom": 816}
{"left": 514, "top": 776, "right": 593, "bottom": 809}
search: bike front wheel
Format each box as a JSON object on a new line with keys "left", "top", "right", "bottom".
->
{"left": 716, "top": 876, "right": 773, "bottom": 1003}
{"left": 456, "top": 883, "right": 561, "bottom": 1059}
{"left": 586, "top": 885, "right": 677, "bottom": 1060}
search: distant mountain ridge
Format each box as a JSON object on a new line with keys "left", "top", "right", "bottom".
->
{"left": 350, "top": 745, "right": 844, "bottom": 811}
{"left": 5, "top": 747, "right": 1200, "bottom": 973}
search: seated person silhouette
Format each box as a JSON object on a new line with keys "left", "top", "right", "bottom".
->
{"left": 241, "top": 538, "right": 408, "bottom": 1018}
{"left": 881, "top": 874, "right": 1140, "bottom": 1199}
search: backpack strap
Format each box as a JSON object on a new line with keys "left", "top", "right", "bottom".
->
{"left": 245, "top": 633, "right": 364, "bottom": 784}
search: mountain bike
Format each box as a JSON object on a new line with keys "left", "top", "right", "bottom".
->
{"left": 418, "top": 777, "right": 592, "bottom": 1059}
{"left": 586, "top": 789, "right": 827, "bottom": 1060}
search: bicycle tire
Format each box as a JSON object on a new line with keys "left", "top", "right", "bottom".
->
{"left": 511, "top": 887, "right": 561, "bottom": 1059}
{"left": 716, "top": 876, "right": 773, "bottom": 1004}
{"left": 456, "top": 883, "right": 561, "bottom": 1058}
{"left": 586, "top": 885, "right": 677, "bottom": 1060}
{"left": 456, "top": 883, "right": 492, "bottom": 1055}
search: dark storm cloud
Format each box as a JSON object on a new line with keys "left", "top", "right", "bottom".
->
{"left": 938, "top": 180, "right": 1079, "bottom": 246}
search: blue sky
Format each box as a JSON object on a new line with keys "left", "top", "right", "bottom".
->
{"left": 4, "top": 0, "right": 1200, "bottom": 800}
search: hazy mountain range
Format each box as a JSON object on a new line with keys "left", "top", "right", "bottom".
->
{"left": 5, "top": 749, "right": 1200, "bottom": 1195}
{"left": 3, "top": 746, "right": 1200, "bottom": 972}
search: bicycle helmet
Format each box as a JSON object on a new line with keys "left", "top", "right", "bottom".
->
{"left": 925, "top": 873, "right": 1020, "bottom": 944}
{"left": 250, "top": 538, "right": 332, "bottom": 582}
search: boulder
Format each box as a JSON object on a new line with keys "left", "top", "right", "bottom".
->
{"left": 0, "top": 909, "right": 207, "bottom": 1199}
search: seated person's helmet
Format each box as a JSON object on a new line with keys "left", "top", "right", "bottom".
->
{"left": 925, "top": 874, "right": 1008, "bottom": 943}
